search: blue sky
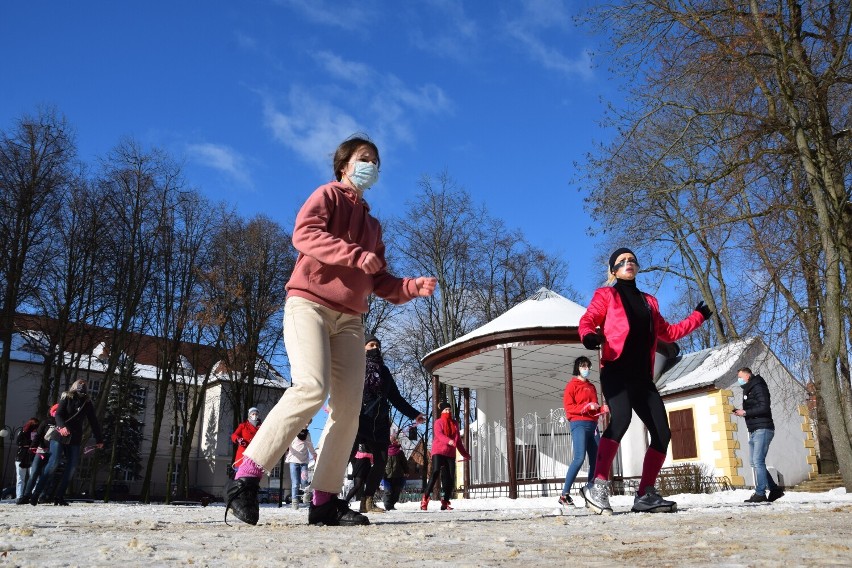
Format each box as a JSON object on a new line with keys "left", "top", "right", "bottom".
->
{"left": 1, "top": 0, "right": 622, "bottom": 293}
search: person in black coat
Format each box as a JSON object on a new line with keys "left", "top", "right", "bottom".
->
{"left": 17, "top": 413, "right": 54, "bottom": 504}
{"left": 350, "top": 333, "right": 425, "bottom": 513}
{"left": 733, "top": 367, "right": 784, "bottom": 503}
{"left": 30, "top": 379, "right": 104, "bottom": 505}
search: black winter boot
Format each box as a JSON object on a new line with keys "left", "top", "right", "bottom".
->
{"left": 225, "top": 477, "right": 260, "bottom": 525}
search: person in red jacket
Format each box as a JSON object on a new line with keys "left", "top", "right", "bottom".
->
{"left": 225, "top": 135, "right": 437, "bottom": 528}
{"left": 230, "top": 407, "right": 261, "bottom": 475}
{"left": 559, "top": 356, "right": 608, "bottom": 506}
{"left": 578, "top": 247, "right": 712, "bottom": 515}
{"left": 421, "top": 402, "right": 470, "bottom": 511}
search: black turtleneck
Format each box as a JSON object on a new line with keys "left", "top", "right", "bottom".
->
{"left": 603, "top": 278, "right": 653, "bottom": 381}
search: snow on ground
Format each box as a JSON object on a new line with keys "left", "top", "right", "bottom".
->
{"left": 1, "top": 488, "right": 851, "bottom": 567}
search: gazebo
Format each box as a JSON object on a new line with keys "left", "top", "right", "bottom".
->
{"left": 421, "top": 288, "right": 597, "bottom": 498}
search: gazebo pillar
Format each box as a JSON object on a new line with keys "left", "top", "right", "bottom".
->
{"left": 463, "top": 387, "right": 471, "bottom": 499}
{"left": 431, "top": 374, "right": 440, "bottom": 418}
{"left": 503, "top": 347, "right": 518, "bottom": 499}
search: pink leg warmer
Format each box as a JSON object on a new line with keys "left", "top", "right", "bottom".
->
{"left": 593, "top": 437, "right": 620, "bottom": 481}
{"left": 234, "top": 456, "right": 264, "bottom": 480}
{"left": 312, "top": 490, "right": 334, "bottom": 507}
{"left": 637, "top": 448, "right": 667, "bottom": 496}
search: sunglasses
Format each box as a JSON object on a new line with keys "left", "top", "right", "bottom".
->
{"left": 613, "top": 258, "right": 640, "bottom": 271}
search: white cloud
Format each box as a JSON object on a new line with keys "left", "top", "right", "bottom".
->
{"left": 263, "top": 57, "right": 452, "bottom": 173}
{"left": 186, "top": 142, "right": 253, "bottom": 188}
{"left": 273, "top": 0, "right": 372, "bottom": 31}
{"left": 504, "top": 0, "right": 593, "bottom": 80}
{"left": 263, "top": 90, "right": 362, "bottom": 177}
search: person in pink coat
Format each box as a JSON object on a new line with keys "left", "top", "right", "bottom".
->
{"left": 421, "top": 402, "right": 470, "bottom": 511}
{"left": 224, "top": 135, "right": 437, "bottom": 527}
{"left": 578, "top": 247, "right": 712, "bottom": 515}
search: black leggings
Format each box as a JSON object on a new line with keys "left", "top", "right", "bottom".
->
{"left": 344, "top": 439, "right": 387, "bottom": 501}
{"left": 601, "top": 377, "right": 671, "bottom": 453}
{"left": 424, "top": 455, "right": 455, "bottom": 501}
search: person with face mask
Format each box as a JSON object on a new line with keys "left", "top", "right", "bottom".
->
{"left": 733, "top": 367, "right": 784, "bottom": 503}
{"left": 559, "top": 356, "right": 608, "bottom": 507}
{"left": 345, "top": 333, "right": 425, "bottom": 514}
{"left": 30, "top": 380, "right": 103, "bottom": 505}
{"left": 225, "top": 135, "right": 437, "bottom": 527}
{"left": 231, "top": 408, "right": 262, "bottom": 477}
{"left": 286, "top": 422, "right": 317, "bottom": 509}
{"left": 578, "top": 247, "right": 712, "bottom": 515}
{"left": 421, "top": 402, "right": 470, "bottom": 511}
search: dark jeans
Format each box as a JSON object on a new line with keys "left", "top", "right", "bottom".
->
{"left": 383, "top": 477, "right": 405, "bottom": 509}
{"left": 424, "top": 455, "right": 455, "bottom": 501}
{"left": 32, "top": 440, "right": 81, "bottom": 501}
{"left": 601, "top": 377, "right": 671, "bottom": 453}
{"left": 23, "top": 453, "right": 50, "bottom": 497}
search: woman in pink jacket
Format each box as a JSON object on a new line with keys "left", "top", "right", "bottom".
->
{"left": 578, "top": 247, "right": 711, "bottom": 515}
{"left": 421, "top": 402, "right": 470, "bottom": 511}
{"left": 225, "top": 135, "right": 437, "bottom": 527}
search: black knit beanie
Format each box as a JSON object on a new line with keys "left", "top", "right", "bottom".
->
{"left": 609, "top": 247, "right": 637, "bottom": 273}
{"left": 364, "top": 332, "right": 380, "bottom": 348}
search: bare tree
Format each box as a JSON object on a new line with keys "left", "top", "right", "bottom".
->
{"left": 0, "top": 108, "right": 73, "bottom": 456}
{"left": 582, "top": 0, "right": 852, "bottom": 487}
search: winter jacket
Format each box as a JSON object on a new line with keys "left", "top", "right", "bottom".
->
{"left": 285, "top": 182, "right": 420, "bottom": 315}
{"left": 579, "top": 286, "right": 705, "bottom": 373}
{"left": 231, "top": 420, "right": 261, "bottom": 465}
{"left": 385, "top": 442, "right": 409, "bottom": 479}
{"left": 563, "top": 377, "right": 601, "bottom": 422}
{"left": 431, "top": 415, "right": 471, "bottom": 460}
{"left": 55, "top": 392, "right": 103, "bottom": 446}
{"left": 286, "top": 433, "right": 316, "bottom": 464}
{"left": 742, "top": 375, "right": 774, "bottom": 432}
{"left": 358, "top": 350, "right": 421, "bottom": 444}
{"left": 15, "top": 421, "right": 39, "bottom": 467}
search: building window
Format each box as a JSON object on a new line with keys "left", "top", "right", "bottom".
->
{"left": 131, "top": 387, "right": 147, "bottom": 412}
{"left": 170, "top": 463, "right": 181, "bottom": 486}
{"left": 89, "top": 379, "right": 102, "bottom": 399}
{"left": 170, "top": 425, "right": 185, "bottom": 447}
{"left": 269, "top": 466, "right": 281, "bottom": 479}
{"left": 669, "top": 408, "right": 698, "bottom": 460}
{"left": 175, "top": 390, "right": 187, "bottom": 413}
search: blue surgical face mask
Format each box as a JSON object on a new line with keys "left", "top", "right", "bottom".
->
{"left": 579, "top": 369, "right": 590, "bottom": 379}
{"left": 348, "top": 161, "right": 379, "bottom": 191}
{"left": 737, "top": 378, "right": 747, "bottom": 387}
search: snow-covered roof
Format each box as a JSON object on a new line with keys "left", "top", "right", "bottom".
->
{"left": 425, "top": 288, "right": 587, "bottom": 357}
{"left": 422, "top": 288, "right": 594, "bottom": 400}
{"left": 657, "top": 337, "right": 757, "bottom": 396}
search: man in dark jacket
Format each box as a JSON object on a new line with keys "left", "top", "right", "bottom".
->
{"left": 733, "top": 368, "right": 784, "bottom": 503}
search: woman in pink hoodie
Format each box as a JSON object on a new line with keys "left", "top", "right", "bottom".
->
{"left": 421, "top": 402, "right": 470, "bottom": 511}
{"left": 226, "top": 135, "right": 437, "bottom": 527}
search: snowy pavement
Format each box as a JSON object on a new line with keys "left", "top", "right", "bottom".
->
{"left": 1, "top": 488, "right": 850, "bottom": 567}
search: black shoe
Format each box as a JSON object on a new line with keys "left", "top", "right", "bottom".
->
{"left": 631, "top": 486, "right": 677, "bottom": 513}
{"left": 744, "top": 493, "right": 767, "bottom": 503}
{"left": 558, "top": 494, "right": 573, "bottom": 506}
{"left": 16, "top": 495, "right": 31, "bottom": 505}
{"left": 30, "top": 495, "right": 39, "bottom": 506}
{"left": 308, "top": 496, "right": 370, "bottom": 526}
{"left": 225, "top": 477, "right": 260, "bottom": 526}
{"left": 53, "top": 498, "right": 70, "bottom": 506}
{"left": 767, "top": 487, "right": 785, "bottom": 502}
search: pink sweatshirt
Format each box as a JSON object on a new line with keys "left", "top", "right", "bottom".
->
{"left": 285, "top": 182, "right": 420, "bottom": 315}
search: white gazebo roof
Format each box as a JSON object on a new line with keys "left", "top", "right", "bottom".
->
{"left": 422, "top": 288, "right": 595, "bottom": 400}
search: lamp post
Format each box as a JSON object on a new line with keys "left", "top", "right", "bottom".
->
{"left": 0, "top": 425, "right": 22, "bottom": 499}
